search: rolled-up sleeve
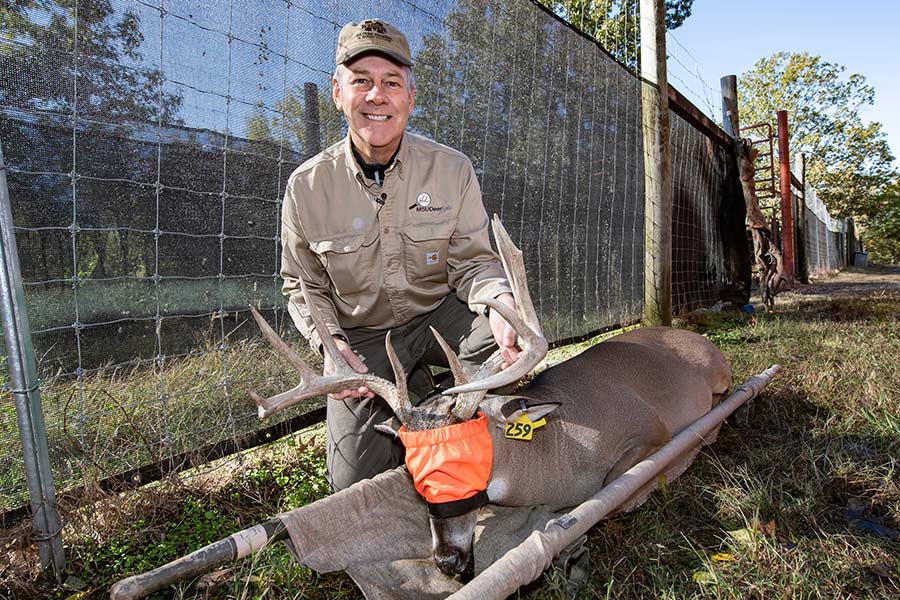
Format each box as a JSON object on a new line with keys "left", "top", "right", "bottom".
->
{"left": 447, "top": 163, "right": 512, "bottom": 314}
{"left": 281, "top": 180, "right": 347, "bottom": 352}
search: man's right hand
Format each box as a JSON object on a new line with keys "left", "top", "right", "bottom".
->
{"left": 325, "top": 337, "right": 375, "bottom": 400}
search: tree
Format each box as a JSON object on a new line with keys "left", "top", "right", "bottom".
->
{"left": 1, "top": 0, "right": 183, "bottom": 281}
{"left": 538, "top": 0, "right": 694, "bottom": 68}
{"left": 860, "top": 179, "right": 900, "bottom": 263}
{"left": 737, "top": 53, "right": 896, "bottom": 220}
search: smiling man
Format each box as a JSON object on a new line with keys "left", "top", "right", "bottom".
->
{"left": 280, "top": 19, "right": 519, "bottom": 491}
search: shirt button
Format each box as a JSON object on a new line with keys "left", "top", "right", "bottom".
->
{"left": 380, "top": 193, "right": 387, "bottom": 201}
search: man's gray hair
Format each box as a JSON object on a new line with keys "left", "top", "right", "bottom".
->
{"left": 333, "top": 63, "right": 415, "bottom": 90}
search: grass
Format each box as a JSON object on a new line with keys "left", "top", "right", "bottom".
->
{"left": 2, "top": 270, "right": 899, "bottom": 599}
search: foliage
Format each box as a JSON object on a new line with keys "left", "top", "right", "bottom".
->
{"left": 861, "top": 179, "right": 900, "bottom": 263}
{"left": 737, "top": 53, "right": 896, "bottom": 218}
{"left": 1, "top": 0, "right": 183, "bottom": 282}
{"left": 538, "top": 0, "right": 693, "bottom": 67}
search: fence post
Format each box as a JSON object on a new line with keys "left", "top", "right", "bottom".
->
{"left": 640, "top": 0, "right": 672, "bottom": 326}
{"left": 719, "top": 75, "right": 751, "bottom": 304}
{"left": 0, "top": 142, "right": 66, "bottom": 580}
{"left": 776, "top": 110, "right": 795, "bottom": 281}
{"left": 303, "top": 82, "right": 321, "bottom": 159}
{"left": 793, "top": 152, "right": 809, "bottom": 282}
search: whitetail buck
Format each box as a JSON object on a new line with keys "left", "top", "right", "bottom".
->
{"left": 248, "top": 216, "right": 732, "bottom": 577}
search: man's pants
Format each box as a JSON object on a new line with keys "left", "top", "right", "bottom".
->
{"left": 326, "top": 295, "right": 497, "bottom": 491}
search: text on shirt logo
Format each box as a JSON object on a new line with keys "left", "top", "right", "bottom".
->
{"left": 425, "top": 251, "right": 440, "bottom": 265}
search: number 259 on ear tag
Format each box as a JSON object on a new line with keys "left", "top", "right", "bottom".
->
{"left": 505, "top": 413, "right": 535, "bottom": 440}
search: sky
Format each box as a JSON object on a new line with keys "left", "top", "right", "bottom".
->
{"left": 665, "top": 0, "right": 900, "bottom": 169}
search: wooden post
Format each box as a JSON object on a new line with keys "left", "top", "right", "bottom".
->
{"left": 303, "top": 82, "right": 321, "bottom": 159}
{"left": 720, "top": 75, "right": 739, "bottom": 137}
{"left": 719, "top": 75, "right": 752, "bottom": 304}
{"left": 640, "top": 0, "right": 671, "bottom": 326}
{"left": 793, "top": 152, "right": 809, "bottom": 282}
{"left": 776, "top": 111, "right": 795, "bottom": 281}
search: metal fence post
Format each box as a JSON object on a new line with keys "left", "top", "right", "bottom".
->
{"left": 0, "top": 141, "right": 66, "bottom": 580}
{"left": 776, "top": 110, "right": 795, "bottom": 281}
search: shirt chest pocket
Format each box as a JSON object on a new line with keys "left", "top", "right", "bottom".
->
{"left": 402, "top": 220, "right": 454, "bottom": 284}
{"left": 309, "top": 228, "right": 379, "bottom": 297}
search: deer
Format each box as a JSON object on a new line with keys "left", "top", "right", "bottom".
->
{"left": 247, "top": 216, "right": 733, "bottom": 579}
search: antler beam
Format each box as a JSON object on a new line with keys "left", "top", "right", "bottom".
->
{"left": 442, "top": 216, "right": 548, "bottom": 400}
{"left": 249, "top": 279, "right": 413, "bottom": 423}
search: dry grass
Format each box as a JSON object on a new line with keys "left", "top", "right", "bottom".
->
{"left": 2, "top": 267, "right": 899, "bottom": 599}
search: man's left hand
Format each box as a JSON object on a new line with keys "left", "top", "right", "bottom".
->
{"left": 489, "top": 292, "right": 520, "bottom": 369}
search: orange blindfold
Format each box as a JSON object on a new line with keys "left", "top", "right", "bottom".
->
{"left": 398, "top": 413, "right": 493, "bottom": 516}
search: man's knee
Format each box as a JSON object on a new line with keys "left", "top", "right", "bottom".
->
{"left": 326, "top": 398, "right": 405, "bottom": 491}
{"left": 327, "top": 437, "right": 404, "bottom": 491}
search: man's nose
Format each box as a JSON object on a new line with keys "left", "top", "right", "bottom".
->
{"left": 366, "top": 84, "right": 387, "bottom": 104}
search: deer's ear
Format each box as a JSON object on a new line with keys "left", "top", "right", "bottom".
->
{"left": 479, "top": 396, "right": 561, "bottom": 424}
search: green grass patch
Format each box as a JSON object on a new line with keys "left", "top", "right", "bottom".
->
{"left": 3, "top": 281, "right": 899, "bottom": 599}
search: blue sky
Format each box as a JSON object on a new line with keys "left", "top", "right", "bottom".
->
{"left": 666, "top": 0, "right": 900, "bottom": 169}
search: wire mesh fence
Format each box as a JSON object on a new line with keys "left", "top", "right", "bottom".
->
{"left": 1, "top": 0, "right": 737, "bottom": 519}
{"left": 802, "top": 185, "right": 847, "bottom": 276}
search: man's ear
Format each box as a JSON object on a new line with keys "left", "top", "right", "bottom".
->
{"left": 331, "top": 75, "right": 343, "bottom": 113}
{"left": 407, "top": 83, "right": 416, "bottom": 116}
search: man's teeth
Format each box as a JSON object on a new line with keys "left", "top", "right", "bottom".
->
{"left": 366, "top": 115, "right": 389, "bottom": 121}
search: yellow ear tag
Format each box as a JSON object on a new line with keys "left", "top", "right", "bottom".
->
{"left": 504, "top": 414, "right": 547, "bottom": 441}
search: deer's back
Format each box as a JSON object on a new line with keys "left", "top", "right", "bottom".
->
{"left": 486, "top": 327, "right": 731, "bottom": 508}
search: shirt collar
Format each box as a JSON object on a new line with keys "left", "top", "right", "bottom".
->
{"left": 343, "top": 133, "right": 408, "bottom": 184}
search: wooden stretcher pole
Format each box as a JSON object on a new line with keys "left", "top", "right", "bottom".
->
{"left": 109, "top": 518, "right": 287, "bottom": 600}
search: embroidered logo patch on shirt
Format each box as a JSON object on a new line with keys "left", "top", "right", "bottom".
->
{"left": 425, "top": 251, "right": 440, "bottom": 265}
{"left": 416, "top": 192, "right": 431, "bottom": 208}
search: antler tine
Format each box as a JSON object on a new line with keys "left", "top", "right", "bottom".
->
{"left": 428, "top": 326, "right": 469, "bottom": 386}
{"left": 384, "top": 331, "right": 412, "bottom": 422}
{"left": 248, "top": 281, "right": 411, "bottom": 423}
{"left": 493, "top": 215, "right": 543, "bottom": 338}
{"left": 429, "top": 326, "right": 494, "bottom": 421}
{"left": 443, "top": 216, "right": 548, "bottom": 396}
{"left": 249, "top": 306, "right": 316, "bottom": 379}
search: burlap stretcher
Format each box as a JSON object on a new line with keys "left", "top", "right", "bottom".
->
{"left": 280, "top": 466, "right": 567, "bottom": 599}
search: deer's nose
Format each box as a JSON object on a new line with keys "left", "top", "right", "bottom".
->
{"left": 434, "top": 547, "right": 466, "bottom": 576}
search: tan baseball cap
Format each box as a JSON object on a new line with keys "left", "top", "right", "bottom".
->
{"left": 336, "top": 19, "right": 413, "bottom": 67}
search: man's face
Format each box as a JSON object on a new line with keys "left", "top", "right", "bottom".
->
{"left": 332, "top": 54, "right": 415, "bottom": 164}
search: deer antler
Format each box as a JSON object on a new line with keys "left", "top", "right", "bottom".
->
{"left": 440, "top": 216, "right": 548, "bottom": 406}
{"left": 249, "top": 279, "right": 413, "bottom": 423}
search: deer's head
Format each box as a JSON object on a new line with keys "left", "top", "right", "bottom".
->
{"left": 249, "top": 217, "right": 548, "bottom": 577}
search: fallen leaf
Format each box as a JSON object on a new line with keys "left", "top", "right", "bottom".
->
{"left": 865, "top": 563, "right": 898, "bottom": 579}
{"left": 692, "top": 570, "right": 715, "bottom": 584}
{"left": 726, "top": 527, "right": 756, "bottom": 545}
{"left": 711, "top": 553, "right": 735, "bottom": 562}
{"left": 196, "top": 568, "right": 233, "bottom": 591}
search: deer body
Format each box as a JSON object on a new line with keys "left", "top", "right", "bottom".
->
{"left": 250, "top": 217, "right": 732, "bottom": 578}
{"left": 483, "top": 327, "right": 731, "bottom": 509}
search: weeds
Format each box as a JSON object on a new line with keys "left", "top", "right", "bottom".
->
{"left": 2, "top": 270, "right": 899, "bottom": 599}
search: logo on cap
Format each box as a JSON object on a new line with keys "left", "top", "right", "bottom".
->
{"left": 360, "top": 20, "right": 387, "bottom": 35}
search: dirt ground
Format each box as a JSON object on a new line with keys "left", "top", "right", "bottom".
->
{"left": 792, "top": 264, "right": 900, "bottom": 297}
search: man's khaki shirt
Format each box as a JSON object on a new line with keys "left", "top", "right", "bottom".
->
{"left": 281, "top": 132, "right": 511, "bottom": 351}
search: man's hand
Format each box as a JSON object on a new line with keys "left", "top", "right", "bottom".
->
{"left": 489, "top": 292, "right": 521, "bottom": 369}
{"left": 324, "top": 337, "right": 375, "bottom": 400}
